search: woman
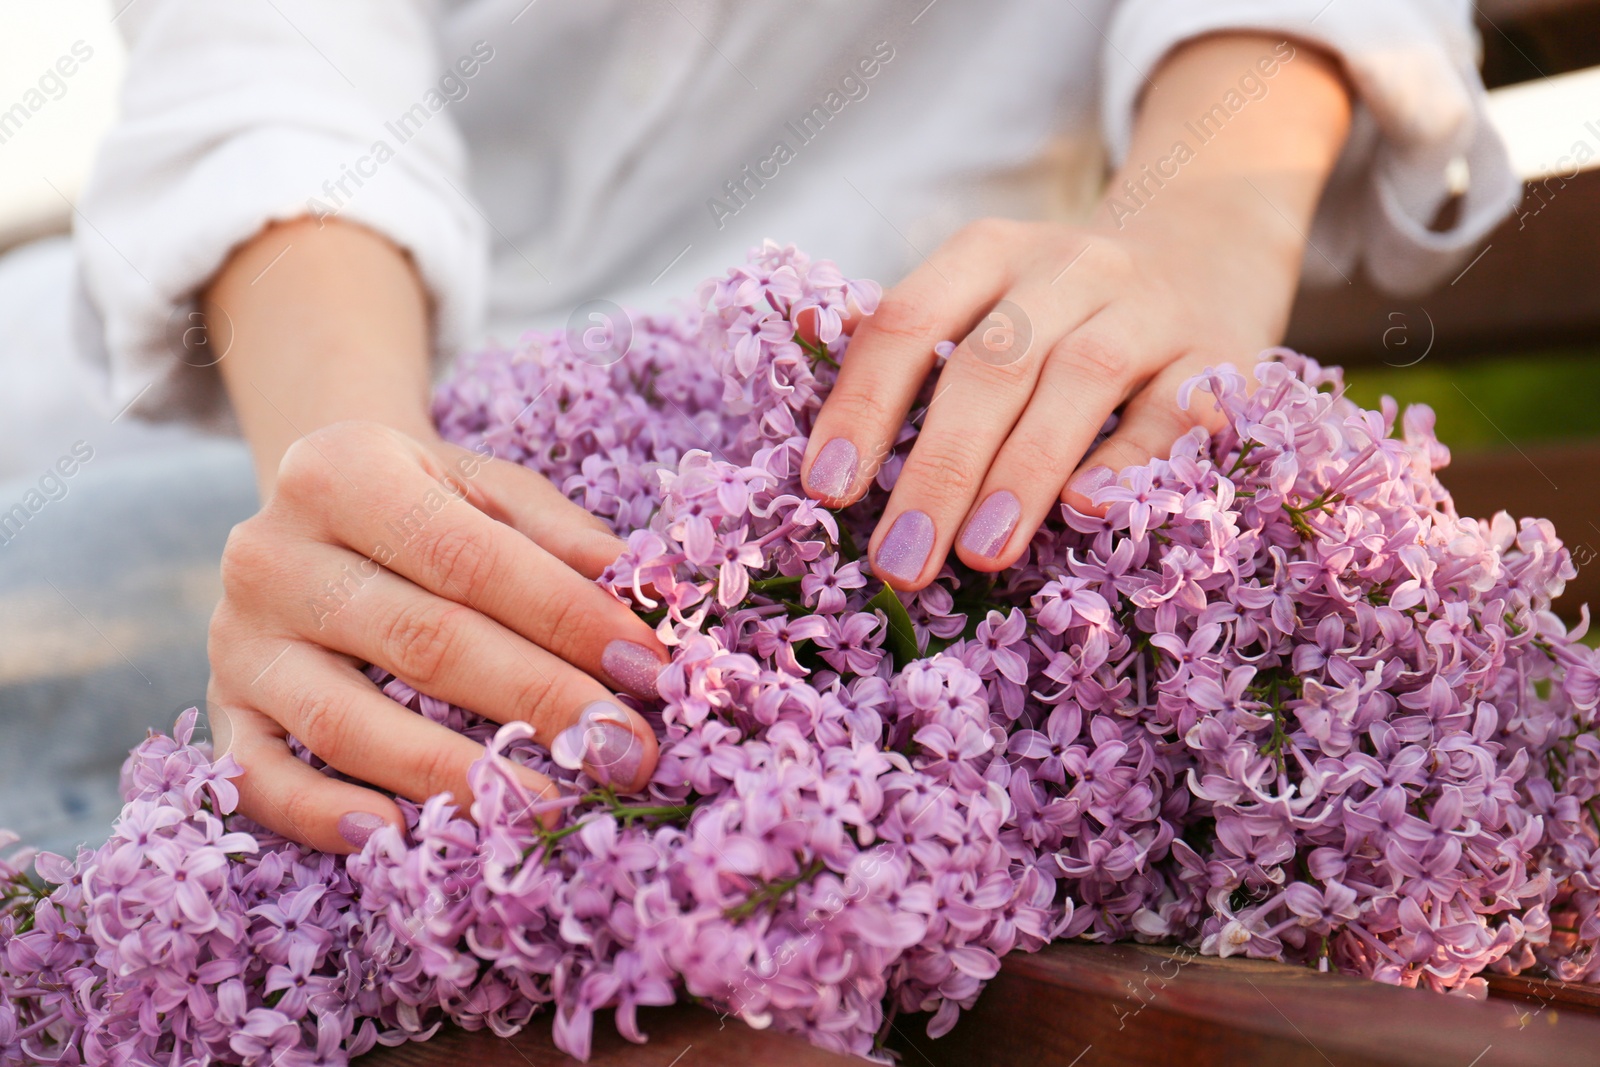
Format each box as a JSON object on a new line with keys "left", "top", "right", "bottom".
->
{"left": 72, "top": 0, "right": 1517, "bottom": 853}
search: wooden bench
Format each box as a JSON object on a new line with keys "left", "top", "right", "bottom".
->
{"left": 358, "top": 943, "right": 1600, "bottom": 1066}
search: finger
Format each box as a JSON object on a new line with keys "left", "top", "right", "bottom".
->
{"left": 801, "top": 225, "right": 1012, "bottom": 506}
{"left": 308, "top": 557, "right": 658, "bottom": 790}
{"left": 421, "top": 444, "right": 668, "bottom": 697}
{"left": 1063, "top": 351, "right": 1233, "bottom": 516}
{"left": 868, "top": 279, "right": 1088, "bottom": 588}
{"left": 794, "top": 304, "right": 861, "bottom": 346}
{"left": 425, "top": 441, "right": 627, "bottom": 579}
{"left": 876, "top": 262, "right": 1139, "bottom": 588}
{"left": 953, "top": 310, "right": 1147, "bottom": 571}
{"left": 282, "top": 429, "right": 668, "bottom": 701}
{"left": 253, "top": 643, "right": 607, "bottom": 813}
{"left": 216, "top": 701, "right": 408, "bottom": 854}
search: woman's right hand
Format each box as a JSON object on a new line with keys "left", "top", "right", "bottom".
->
{"left": 205, "top": 420, "right": 666, "bottom": 853}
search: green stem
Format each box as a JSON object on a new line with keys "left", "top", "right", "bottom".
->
{"left": 1227, "top": 440, "right": 1258, "bottom": 476}
{"left": 1282, "top": 489, "right": 1344, "bottom": 540}
{"left": 749, "top": 574, "right": 804, "bottom": 592}
{"left": 794, "top": 332, "right": 839, "bottom": 368}
{"left": 531, "top": 789, "right": 697, "bottom": 852}
{"left": 725, "top": 859, "right": 826, "bottom": 921}
{"left": 611, "top": 801, "right": 698, "bottom": 823}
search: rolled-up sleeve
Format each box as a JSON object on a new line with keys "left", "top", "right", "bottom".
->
{"left": 73, "top": 0, "right": 488, "bottom": 428}
{"left": 1100, "top": 0, "right": 1520, "bottom": 294}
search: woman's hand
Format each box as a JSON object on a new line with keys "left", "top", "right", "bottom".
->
{"left": 802, "top": 34, "right": 1351, "bottom": 588}
{"left": 207, "top": 421, "right": 666, "bottom": 853}
{"left": 203, "top": 219, "right": 667, "bottom": 854}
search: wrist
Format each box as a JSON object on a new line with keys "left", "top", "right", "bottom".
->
{"left": 1095, "top": 31, "right": 1352, "bottom": 261}
{"left": 209, "top": 216, "right": 437, "bottom": 492}
{"left": 1093, "top": 166, "right": 1304, "bottom": 250}
{"left": 1083, "top": 175, "right": 1309, "bottom": 355}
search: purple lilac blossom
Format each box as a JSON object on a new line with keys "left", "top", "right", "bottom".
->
{"left": 2, "top": 241, "right": 1599, "bottom": 1065}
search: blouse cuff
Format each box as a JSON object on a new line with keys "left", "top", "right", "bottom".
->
{"left": 1100, "top": 0, "right": 1520, "bottom": 294}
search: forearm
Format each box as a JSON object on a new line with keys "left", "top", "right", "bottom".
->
{"left": 1096, "top": 33, "right": 1352, "bottom": 332}
{"left": 207, "top": 217, "right": 438, "bottom": 491}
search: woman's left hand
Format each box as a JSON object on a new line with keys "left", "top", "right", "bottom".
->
{"left": 801, "top": 33, "right": 1352, "bottom": 589}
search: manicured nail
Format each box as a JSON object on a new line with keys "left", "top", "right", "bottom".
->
{"left": 337, "top": 811, "right": 387, "bottom": 850}
{"left": 551, "top": 701, "right": 645, "bottom": 788}
{"left": 602, "top": 639, "right": 664, "bottom": 699}
{"left": 960, "top": 490, "right": 1021, "bottom": 559}
{"left": 588, "top": 718, "right": 645, "bottom": 787}
{"left": 807, "top": 438, "right": 858, "bottom": 499}
{"left": 1069, "top": 465, "right": 1115, "bottom": 500}
{"left": 875, "top": 510, "right": 934, "bottom": 583}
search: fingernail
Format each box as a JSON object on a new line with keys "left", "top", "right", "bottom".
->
{"left": 960, "top": 490, "right": 1021, "bottom": 559}
{"left": 588, "top": 719, "right": 645, "bottom": 787}
{"left": 1070, "top": 465, "right": 1114, "bottom": 500}
{"left": 806, "top": 438, "right": 858, "bottom": 499}
{"left": 551, "top": 701, "right": 645, "bottom": 788}
{"left": 602, "top": 639, "right": 664, "bottom": 699}
{"left": 875, "top": 509, "right": 934, "bottom": 583}
{"left": 337, "top": 811, "right": 387, "bottom": 850}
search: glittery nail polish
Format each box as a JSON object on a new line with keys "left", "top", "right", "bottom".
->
{"left": 1069, "top": 465, "right": 1115, "bottom": 500}
{"left": 960, "top": 490, "right": 1021, "bottom": 559}
{"left": 875, "top": 510, "right": 934, "bottom": 583}
{"left": 551, "top": 701, "right": 645, "bottom": 788}
{"left": 806, "top": 438, "right": 858, "bottom": 499}
{"left": 602, "top": 639, "right": 664, "bottom": 699}
{"left": 337, "top": 811, "right": 387, "bottom": 850}
{"left": 588, "top": 718, "right": 644, "bottom": 787}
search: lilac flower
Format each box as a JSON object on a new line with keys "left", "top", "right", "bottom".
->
{"left": 3, "top": 246, "right": 1598, "bottom": 1067}
{"left": 1095, "top": 467, "right": 1185, "bottom": 541}
{"left": 1007, "top": 704, "right": 1083, "bottom": 785}
{"left": 800, "top": 555, "right": 866, "bottom": 614}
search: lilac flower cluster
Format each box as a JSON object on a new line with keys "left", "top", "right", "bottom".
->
{"left": 4, "top": 241, "right": 1599, "bottom": 1065}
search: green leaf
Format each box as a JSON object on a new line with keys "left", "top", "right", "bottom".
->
{"left": 868, "top": 583, "right": 922, "bottom": 668}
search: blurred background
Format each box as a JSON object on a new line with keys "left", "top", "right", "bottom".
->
{"left": 1288, "top": 2, "right": 1600, "bottom": 620}
{"left": 1, "top": 0, "right": 1598, "bottom": 857}
{"left": 0, "top": 1, "right": 257, "bottom": 858}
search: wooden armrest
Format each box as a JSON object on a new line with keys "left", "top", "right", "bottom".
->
{"left": 886, "top": 942, "right": 1600, "bottom": 1067}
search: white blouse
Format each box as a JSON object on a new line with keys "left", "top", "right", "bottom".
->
{"left": 72, "top": 0, "right": 1518, "bottom": 430}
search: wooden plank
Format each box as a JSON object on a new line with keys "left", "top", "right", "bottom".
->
{"left": 356, "top": 1003, "right": 860, "bottom": 1067}
{"left": 1283, "top": 169, "right": 1600, "bottom": 368}
{"left": 1487, "top": 971, "right": 1600, "bottom": 1015}
{"left": 1478, "top": 1, "right": 1600, "bottom": 87}
{"left": 354, "top": 947, "right": 1600, "bottom": 1066}
{"left": 885, "top": 942, "right": 1600, "bottom": 1067}
{"left": 1438, "top": 440, "right": 1600, "bottom": 613}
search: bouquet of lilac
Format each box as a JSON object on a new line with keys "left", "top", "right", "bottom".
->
{"left": 4, "top": 242, "right": 1600, "bottom": 1066}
